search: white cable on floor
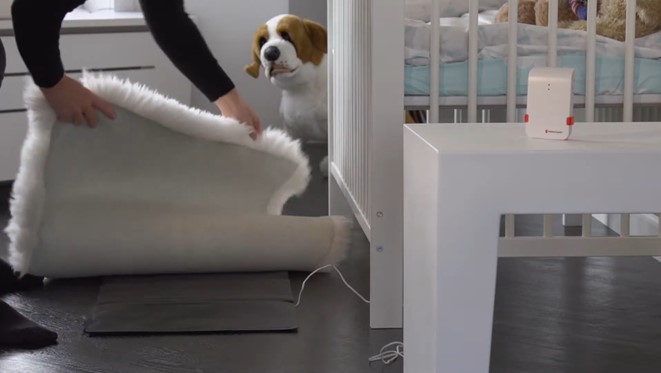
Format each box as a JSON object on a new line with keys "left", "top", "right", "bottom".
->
{"left": 368, "top": 341, "right": 404, "bottom": 365}
{"left": 294, "top": 264, "right": 403, "bottom": 365}
{"left": 294, "top": 264, "right": 370, "bottom": 307}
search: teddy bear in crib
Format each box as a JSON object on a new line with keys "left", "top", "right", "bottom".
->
{"left": 494, "top": 0, "right": 661, "bottom": 42}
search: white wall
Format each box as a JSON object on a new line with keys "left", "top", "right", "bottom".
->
{"left": 289, "top": 0, "right": 327, "bottom": 26}
{"left": 183, "top": 0, "right": 289, "bottom": 127}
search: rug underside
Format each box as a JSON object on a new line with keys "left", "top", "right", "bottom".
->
{"left": 5, "top": 72, "right": 350, "bottom": 278}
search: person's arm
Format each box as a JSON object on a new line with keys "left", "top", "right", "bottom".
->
{"left": 138, "top": 0, "right": 261, "bottom": 136}
{"left": 11, "top": 0, "right": 116, "bottom": 128}
{"left": 138, "top": 0, "right": 234, "bottom": 101}
{"left": 11, "top": 0, "right": 83, "bottom": 88}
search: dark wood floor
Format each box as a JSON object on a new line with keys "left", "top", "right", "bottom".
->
{"left": 2, "top": 144, "right": 661, "bottom": 373}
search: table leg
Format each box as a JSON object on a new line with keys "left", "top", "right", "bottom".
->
{"left": 404, "top": 206, "right": 500, "bottom": 373}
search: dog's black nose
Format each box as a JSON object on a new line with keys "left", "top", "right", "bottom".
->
{"left": 264, "top": 46, "right": 280, "bottom": 61}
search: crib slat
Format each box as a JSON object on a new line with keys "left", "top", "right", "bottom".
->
{"left": 585, "top": 0, "right": 598, "bottom": 122}
{"left": 506, "top": 0, "right": 518, "bottom": 122}
{"left": 623, "top": 0, "right": 636, "bottom": 122}
{"left": 429, "top": 0, "right": 441, "bottom": 123}
{"left": 543, "top": 214, "right": 554, "bottom": 237}
{"left": 467, "top": 0, "right": 479, "bottom": 123}
{"left": 547, "top": 0, "right": 558, "bottom": 67}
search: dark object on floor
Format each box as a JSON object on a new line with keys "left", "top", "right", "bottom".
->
{"left": 0, "top": 259, "right": 44, "bottom": 296}
{"left": 84, "top": 271, "right": 298, "bottom": 335}
{"left": 0, "top": 300, "right": 57, "bottom": 349}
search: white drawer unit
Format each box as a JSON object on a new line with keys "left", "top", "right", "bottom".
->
{"left": 0, "top": 10, "right": 192, "bottom": 181}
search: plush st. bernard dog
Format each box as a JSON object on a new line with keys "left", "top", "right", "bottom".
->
{"left": 245, "top": 14, "right": 328, "bottom": 174}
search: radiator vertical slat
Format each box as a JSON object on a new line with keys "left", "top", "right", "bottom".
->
{"left": 338, "top": 0, "right": 342, "bottom": 172}
{"left": 351, "top": 0, "right": 356, "bottom": 209}
{"left": 352, "top": 1, "right": 356, "bottom": 212}
{"left": 429, "top": 0, "right": 441, "bottom": 123}
{"left": 330, "top": 0, "right": 371, "bottom": 228}
{"left": 467, "top": 0, "right": 479, "bottom": 123}
{"left": 327, "top": 0, "right": 334, "bottom": 181}
{"left": 506, "top": 0, "right": 518, "bottom": 122}
{"left": 336, "top": 0, "right": 341, "bottom": 175}
{"left": 585, "top": 0, "right": 597, "bottom": 122}
{"left": 363, "top": 0, "right": 370, "bottom": 215}
{"left": 359, "top": 2, "right": 364, "bottom": 213}
{"left": 623, "top": 0, "right": 636, "bottom": 122}
{"left": 350, "top": 5, "right": 355, "bottom": 210}
{"left": 342, "top": 0, "right": 347, "bottom": 179}
{"left": 547, "top": 0, "right": 558, "bottom": 67}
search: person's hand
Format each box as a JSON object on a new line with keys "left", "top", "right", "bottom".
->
{"left": 40, "top": 75, "right": 116, "bottom": 129}
{"left": 215, "top": 88, "right": 262, "bottom": 140}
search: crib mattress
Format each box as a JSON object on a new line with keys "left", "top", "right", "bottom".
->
{"left": 404, "top": 54, "right": 661, "bottom": 97}
{"left": 404, "top": 9, "right": 661, "bottom": 98}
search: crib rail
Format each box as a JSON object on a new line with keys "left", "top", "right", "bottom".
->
{"left": 424, "top": 0, "right": 643, "bottom": 119}
{"left": 499, "top": 213, "right": 661, "bottom": 257}
{"left": 328, "top": 0, "right": 655, "bottom": 329}
{"left": 424, "top": 0, "right": 648, "bottom": 245}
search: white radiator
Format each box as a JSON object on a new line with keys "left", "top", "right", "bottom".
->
{"left": 329, "top": 0, "right": 404, "bottom": 329}
{"left": 329, "top": 0, "right": 372, "bottom": 232}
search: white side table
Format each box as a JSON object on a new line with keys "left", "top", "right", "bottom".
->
{"left": 403, "top": 122, "right": 661, "bottom": 373}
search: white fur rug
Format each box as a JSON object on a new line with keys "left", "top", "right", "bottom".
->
{"left": 4, "top": 72, "right": 350, "bottom": 278}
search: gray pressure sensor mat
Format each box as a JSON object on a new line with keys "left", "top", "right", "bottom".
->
{"left": 84, "top": 271, "right": 297, "bottom": 335}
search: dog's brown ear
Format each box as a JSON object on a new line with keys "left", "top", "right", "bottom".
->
{"left": 246, "top": 25, "right": 267, "bottom": 78}
{"left": 245, "top": 61, "right": 260, "bottom": 78}
{"left": 304, "top": 19, "right": 327, "bottom": 54}
{"left": 244, "top": 50, "right": 261, "bottom": 78}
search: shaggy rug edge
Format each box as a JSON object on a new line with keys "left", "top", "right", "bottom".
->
{"left": 4, "top": 72, "right": 316, "bottom": 276}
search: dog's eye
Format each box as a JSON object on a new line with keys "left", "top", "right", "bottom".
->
{"left": 281, "top": 32, "right": 292, "bottom": 42}
{"left": 259, "top": 37, "right": 267, "bottom": 47}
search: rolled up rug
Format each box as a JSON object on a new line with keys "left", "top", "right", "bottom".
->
{"left": 5, "top": 72, "right": 350, "bottom": 278}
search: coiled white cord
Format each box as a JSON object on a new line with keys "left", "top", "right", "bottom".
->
{"left": 294, "top": 264, "right": 404, "bottom": 365}
{"left": 368, "top": 341, "right": 404, "bottom": 365}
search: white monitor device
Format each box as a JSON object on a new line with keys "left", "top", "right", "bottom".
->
{"left": 525, "top": 67, "right": 575, "bottom": 140}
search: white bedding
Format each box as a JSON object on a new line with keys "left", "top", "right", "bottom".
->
{"left": 405, "top": 10, "right": 661, "bottom": 66}
{"left": 405, "top": 0, "right": 506, "bottom": 21}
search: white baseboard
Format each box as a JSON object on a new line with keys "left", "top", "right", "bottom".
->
{"left": 594, "top": 213, "right": 661, "bottom": 262}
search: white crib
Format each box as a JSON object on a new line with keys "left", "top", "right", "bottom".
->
{"left": 327, "top": 0, "right": 661, "bottom": 329}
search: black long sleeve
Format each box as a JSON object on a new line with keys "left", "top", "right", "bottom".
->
{"left": 139, "top": 0, "right": 235, "bottom": 101}
{"left": 11, "top": 0, "right": 86, "bottom": 88}
{"left": 12, "top": 0, "right": 236, "bottom": 101}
